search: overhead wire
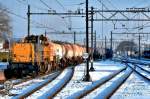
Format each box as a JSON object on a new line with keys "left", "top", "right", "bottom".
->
{"left": 39, "top": 0, "right": 70, "bottom": 30}
{"left": 39, "top": 0, "right": 52, "bottom": 10}
{"left": 97, "top": 0, "right": 132, "bottom": 33}
{"left": 106, "top": 0, "right": 150, "bottom": 43}
{"left": 16, "top": 0, "right": 49, "bottom": 11}
{"left": 0, "top": 7, "right": 57, "bottom": 31}
{"left": 54, "top": 0, "right": 73, "bottom": 31}
{"left": 55, "top": 0, "right": 67, "bottom": 11}
{"left": 16, "top": 0, "right": 68, "bottom": 31}
{"left": 15, "top": 0, "right": 57, "bottom": 31}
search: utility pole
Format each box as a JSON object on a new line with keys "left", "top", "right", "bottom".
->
{"left": 139, "top": 34, "right": 141, "bottom": 59}
{"left": 45, "top": 30, "right": 47, "bottom": 37}
{"left": 105, "top": 36, "right": 107, "bottom": 59}
{"left": 110, "top": 31, "right": 112, "bottom": 50}
{"left": 94, "top": 31, "right": 96, "bottom": 49}
{"left": 84, "top": 38, "right": 86, "bottom": 46}
{"left": 83, "top": 0, "right": 91, "bottom": 81}
{"left": 90, "top": 7, "right": 95, "bottom": 71}
{"left": 73, "top": 32, "right": 76, "bottom": 44}
{"left": 27, "top": 5, "right": 30, "bottom": 37}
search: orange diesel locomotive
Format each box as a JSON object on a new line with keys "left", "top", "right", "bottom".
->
{"left": 4, "top": 35, "right": 86, "bottom": 78}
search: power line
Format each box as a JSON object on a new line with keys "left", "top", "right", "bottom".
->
{"left": 16, "top": 0, "right": 49, "bottom": 11}
{"left": 54, "top": 0, "right": 74, "bottom": 31}
{"left": 107, "top": 0, "right": 118, "bottom": 9}
{"left": 40, "top": 0, "right": 52, "bottom": 10}
{"left": 0, "top": 8, "right": 57, "bottom": 31}
{"left": 39, "top": 0, "right": 69, "bottom": 30}
{"left": 64, "top": 2, "right": 85, "bottom": 6}
{"left": 55, "top": 0, "right": 67, "bottom": 11}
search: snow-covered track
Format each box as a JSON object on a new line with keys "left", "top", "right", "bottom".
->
{"left": 0, "top": 77, "right": 35, "bottom": 90}
{"left": 12, "top": 71, "right": 61, "bottom": 99}
{"left": 114, "top": 58, "right": 150, "bottom": 82}
{"left": 135, "top": 64, "right": 150, "bottom": 74}
{"left": 25, "top": 67, "right": 74, "bottom": 99}
{"left": 92, "top": 64, "right": 133, "bottom": 99}
{"left": 68, "top": 66, "right": 127, "bottom": 99}
{"left": 131, "top": 64, "right": 150, "bottom": 82}
{"left": 0, "top": 71, "right": 60, "bottom": 91}
{"left": 113, "top": 58, "right": 150, "bottom": 66}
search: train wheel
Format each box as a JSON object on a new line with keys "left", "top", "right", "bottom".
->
{"left": 32, "top": 70, "right": 38, "bottom": 78}
{"left": 39, "top": 64, "right": 46, "bottom": 74}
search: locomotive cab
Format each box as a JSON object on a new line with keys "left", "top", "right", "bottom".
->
{"left": 5, "top": 35, "right": 49, "bottom": 78}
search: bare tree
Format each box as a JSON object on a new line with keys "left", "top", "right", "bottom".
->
{"left": 0, "top": 3, "right": 12, "bottom": 38}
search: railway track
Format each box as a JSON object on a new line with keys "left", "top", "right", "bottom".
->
{"left": 69, "top": 61, "right": 150, "bottom": 99}
{"left": 1, "top": 60, "right": 149, "bottom": 98}
{"left": 0, "top": 71, "right": 61, "bottom": 98}
{"left": 113, "top": 58, "right": 150, "bottom": 66}
{"left": 68, "top": 64, "right": 128, "bottom": 99}
{"left": 82, "top": 62, "right": 149, "bottom": 99}
{"left": 11, "top": 67, "right": 74, "bottom": 99}
{"left": 135, "top": 64, "right": 150, "bottom": 74}
{"left": 130, "top": 64, "right": 150, "bottom": 81}
{"left": 0, "top": 70, "right": 60, "bottom": 91}
{"left": 115, "top": 59, "right": 150, "bottom": 81}
{"left": 10, "top": 71, "right": 61, "bottom": 99}
{"left": 87, "top": 64, "right": 133, "bottom": 99}
{"left": 0, "top": 77, "right": 34, "bottom": 90}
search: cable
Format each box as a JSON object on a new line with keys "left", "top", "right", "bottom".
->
{"left": 64, "top": 2, "right": 85, "bottom": 6}
{"left": 16, "top": 0, "right": 49, "bottom": 11}
{"left": 39, "top": 0, "right": 52, "bottom": 10}
{"left": 39, "top": 0, "right": 69, "bottom": 30}
{"left": 96, "top": 0, "right": 131, "bottom": 33}
{"left": 0, "top": 8, "right": 57, "bottom": 31}
{"left": 107, "top": 0, "right": 118, "bottom": 9}
{"left": 55, "top": 0, "right": 67, "bottom": 11}
{"left": 54, "top": 0, "right": 73, "bottom": 31}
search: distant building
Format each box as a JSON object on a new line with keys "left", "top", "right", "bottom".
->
{"left": 116, "top": 41, "right": 138, "bottom": 56}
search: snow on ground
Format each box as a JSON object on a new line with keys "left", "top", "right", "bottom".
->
{"left": 0, "top": 79, "right": 22, "bottom": 89}
{"left": 2, "top": 60, "right": 147, "bottom": 98}
{"left": 111, "top": 72, "right": 150, "bottom": 99}
{"left": 54, "top": 60, "right": 125, "bottom": 99}
{"left": 83, "top": 65, "right": 131, "bottom": 99}
{"left": 138, "top": 65, "right": 150, "bottom": 71}
{"left": 128, "top": 58, "right": 150, "bottom": 64}
{"left": 135, "top": 66, "right": 150, "bottom": 79}
{"left": 26, "top": 67, "right": 73, "bottom": 99}
{"left": 89, "top": 60, "right": 125, "bottom": 81}
{"left": 0, "top": 71, "right": 59, "bottom": 99}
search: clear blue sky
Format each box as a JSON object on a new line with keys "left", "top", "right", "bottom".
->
{"left": 0, "top": 0, "right": 150, "bottom": 44}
